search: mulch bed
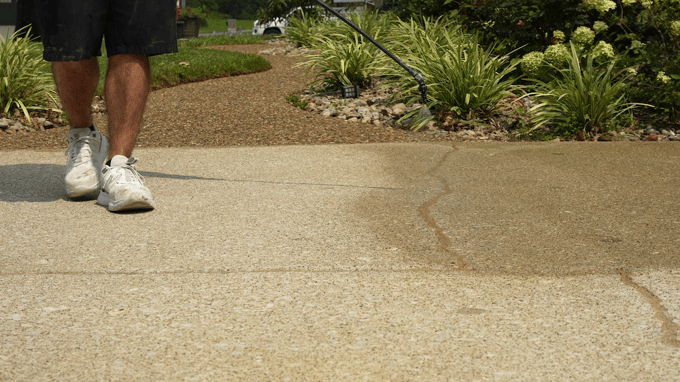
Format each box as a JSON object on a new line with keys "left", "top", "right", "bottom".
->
{"left": 0, "top": 44, "right": 453, "bottom": 151}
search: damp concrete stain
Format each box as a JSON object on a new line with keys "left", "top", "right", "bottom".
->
{"left": 417, "top": 145, "right": 467, "bottom": 271}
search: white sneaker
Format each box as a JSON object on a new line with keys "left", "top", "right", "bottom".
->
{"left": 65, "top": 125, "right": 109, "bottom": 198}
{"left": 97, "top": 155, "right": 155, "bottom": 212}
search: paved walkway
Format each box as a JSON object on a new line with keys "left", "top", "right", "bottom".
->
{"left": 1, "top": 142, "right": 679, "bottom": 380}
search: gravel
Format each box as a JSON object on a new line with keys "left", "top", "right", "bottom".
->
{"left": 0, "top": 44, "right": 453, "bottom": 151}
{"left": 0, "top": 42, "right": 676, "bottom": 150}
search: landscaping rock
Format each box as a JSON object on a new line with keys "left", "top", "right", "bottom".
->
{"left": 643, "top": 134, "right": 659, "bottom": 141}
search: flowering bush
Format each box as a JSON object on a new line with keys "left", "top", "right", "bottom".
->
{"left": 521, "top": 51, "right": 546, "bottom": 78}
{"left": 544, "top": 44, "right": 570, "bottom": 67}
{"left": 593, "top": 21, "right": 608, "bottom": 34}
{"left": 591, "top": 41, "right": 615, "bottom": 62}
{"left": 571, "top": 26, "right": 595, "bottom": 47}
{"left": 583, "top": 0, "right": 616, "bottom": 14}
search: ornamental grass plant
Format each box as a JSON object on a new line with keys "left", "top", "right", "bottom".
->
{"left": 298, "top": 32, "right": 383, "bottom": 89}
{"left": 380, "top": 23, "right": 518, "bottom": 128}
{"left": 286, "top": 10, "right": 324, "bottom": 48}
{"left": 527, "top": 43, "right": 644, "bottom": 137}
{"left": 296, "top": 11, "right": 393, "bottom": 90}
{"left": 0, "top": 27, "right": 60, "bottom": 123}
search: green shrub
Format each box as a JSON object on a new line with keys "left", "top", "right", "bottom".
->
{"left": 321, "top": 9, "right": 393, "bottom": 47}
{"left": 387, "top": 16, "right": 466, "bottom": 55}
{"left": 286, "top": 10, "right": 324, "bottom": 48}
{"left": 296, "top": 10, "right": 393, "bottom": 90}
{"left": 381, "top": 27, "right": 517, "bottom": 124}
{"left": 527, "top": 43, "right": 643, "bottom": 137}
{"left": 298, "top": 32, "right": 382, "bottom": 90}
{"left": 0, "top": 27, "right": 59, "bottom": 122}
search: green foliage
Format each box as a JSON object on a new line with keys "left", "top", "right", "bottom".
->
{"left": 453, "top": 0, "right": 593, "bottom": 54}
{"left": 286, "top": 10, "right": 324, "bottom": 48}
{"left": 0, "top": 27, "right": 60, "bottom": 123}
{"left": 286, "top": 94, "right": 309, "bottom": 109}
{"left": 527, "top": 43, "right": 642, "bottom": 137}
{"left": 257, "top": 0, "right": 323, "bottom": 22}
{"left": 381, "top": 23, "right": 518, "bottom": 122}
{"left": 180, "top": 7, "right": 208, "bottom": 20}
{"left": 602, "top": 0, "right": 680, "bottom": 122}
{"left": 296, "top": 10, "right": 391, "bottom": 90}
{"left": 298, "top": 32, "right": 382, "bottom": 90}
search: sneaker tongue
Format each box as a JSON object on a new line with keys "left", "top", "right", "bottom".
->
{"left": 68, "top": 127, "right": 92, "bottom": 139}
{"left": 110, "top": 155, "right": 129, "bottom": 167}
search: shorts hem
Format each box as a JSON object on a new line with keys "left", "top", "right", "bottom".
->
{"left": 106, "top": 45, "right": 179, "bottom": 58}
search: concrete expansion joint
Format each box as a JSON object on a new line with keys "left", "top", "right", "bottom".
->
{"left": 417, "top": 145, "right": 467, "bottom": 271}
{"left": 616, "top": 269, "right": 680, "bottom": 348}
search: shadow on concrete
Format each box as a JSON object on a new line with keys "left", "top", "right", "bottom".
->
{"left": 0, "top": 164, "right": 227, "bottom": 203}
{"left": 0, "top": 164, "right": 65, "bottom": 202}
{"left": 0, "top": 164, "right": 390, "bottom": 203}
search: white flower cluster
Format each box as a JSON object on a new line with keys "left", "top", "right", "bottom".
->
{"left": 593, "top": 21, "right": 609, "bottom": 33}
{"left": 583, "top": 0, "right": 617, "bottom": 14}
{"left": 671, "top": 20, "right": 680, "bottom": 38}
{"left": 572, "top": 26, "right": 596, "bottom": 46}
{"left": 657, "top": 71, "right": 672, "bottom": 84}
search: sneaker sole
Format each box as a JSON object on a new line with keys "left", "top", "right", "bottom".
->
{"left": 97, "top": 191, "right": 155, "bottom": 212}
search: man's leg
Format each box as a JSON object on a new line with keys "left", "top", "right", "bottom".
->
{"left": 96, "top": 53, "right": 155, "bottom": 212}
{"left": 52, "top": 58, "right": 99, "bottom": 129}
{"left": 104, "top": 54, "right": 151, "bottom": 159}
{"left": 54, "top": 58, "right": 110, "bottom": 198}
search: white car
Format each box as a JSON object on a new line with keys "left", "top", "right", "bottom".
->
{"left": 252, "top": 16, "right": 289, "bottom": 35}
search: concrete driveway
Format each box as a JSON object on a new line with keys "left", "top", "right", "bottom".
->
{"left": 1, "top": 142, "right": 679, "bottom": 380}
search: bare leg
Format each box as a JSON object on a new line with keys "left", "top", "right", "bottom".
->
{"left": 105, "top": 54, "right": 151, "bottom": 159}
{"left": 52, "top": 58, "right": 99, "bottom": 129}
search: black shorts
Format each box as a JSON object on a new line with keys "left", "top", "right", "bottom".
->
{"left": 34, "top": 0, "right": 179, "bottom": 62}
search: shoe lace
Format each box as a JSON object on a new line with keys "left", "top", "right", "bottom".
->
{"left": 65, "top": 135, "right": 96, "bottom": 166}
{"left": 108, "top": 158, "right": 146, "bottom": 186}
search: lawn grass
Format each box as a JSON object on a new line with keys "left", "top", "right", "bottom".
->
{"left": 94, "top": 35, "right": 271, "bottom": 95}
{"left": 199, "top": 19, "right": 255, "bottom": 34}
{"left": 178, "top": 34, "right": 266, "bottom": 48}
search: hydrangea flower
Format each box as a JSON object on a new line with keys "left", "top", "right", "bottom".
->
{"left": 572, "top": 26, "right": 596, "bottom": 46}
{"left": 629, "top": 40, "right": 645, "bottom": 51}
{"left": 553, "top": 30, "right": 566, "bottom": 43}
{"left": 592, "top": 41, "right": 615, "bottom": 62}
{"left": 657, "top": 71, "right": 671, "bottom": 84}
{"left": 583, "top": 0, "right": 617, "bottom": 14}
{"left": 640, "top": 0, "right": 653, "bottom": 8}
{"left": 593, "top": 21, "right": 609, "bottom": 33}
{"left": 621, "top": 0, "right": 637, "bottom": 5}
{"left": 521, "top": 51, "right": 545, "bottom": 78}
{"left": 671, "top": 20, "right": 680, "bottom": 38}
{"left": 544, "top": 44, "right": 570, "bottom": 67}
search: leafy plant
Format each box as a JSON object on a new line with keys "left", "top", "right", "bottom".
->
{"left": 0, "top": 26, "right": 60, "bottom": 123}
{"left": 297, "top": 31, "right": 384, "bottom": 90}
{"left": 527, "top": 43, "right": 644, "bottom": 137}
{"left": 286, "top": 9, "right": 324, "bottom": 48}
{"left": 381, "top": 27, "right": 518, "bottom": 128}
{"left": 286, "top": 94, "right": 309, "bottom": 109}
